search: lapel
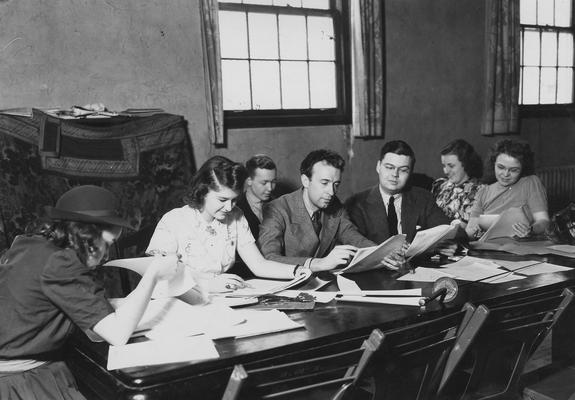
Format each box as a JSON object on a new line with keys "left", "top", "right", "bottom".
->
{"left": 288, "top": 190, "right": 320, "bottom": 253}
{"left": 400, "top": 188, "right": 417, "bottom": 241}
{"left": 366, "top": 186, "right": 390, "bottom": 239}
{"left": 315, "top": 207, "right": 338, "bottom": 257}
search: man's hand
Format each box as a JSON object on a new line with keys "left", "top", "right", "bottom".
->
{"left": 311, "top": 245, "right": 358, "bottom": 272}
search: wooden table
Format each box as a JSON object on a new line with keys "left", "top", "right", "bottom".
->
{"left": 66, "top": 250, "right": 575, "bottom": 400}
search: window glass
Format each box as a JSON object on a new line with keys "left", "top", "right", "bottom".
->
{"left": 281, "top": 61, "right": 310, "bottom": 108}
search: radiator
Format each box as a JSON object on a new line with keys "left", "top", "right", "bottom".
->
{"left": 537, "top": 165, "right": 575, "bottom": 212}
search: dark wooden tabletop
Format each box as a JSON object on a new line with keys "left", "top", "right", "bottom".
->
{"left": 67, "top": 250, "right": 575, "bottom": 399}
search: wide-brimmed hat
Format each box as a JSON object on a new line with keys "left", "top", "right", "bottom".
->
{"left": 45, "top": 185, "right": 133, "bottom": 229}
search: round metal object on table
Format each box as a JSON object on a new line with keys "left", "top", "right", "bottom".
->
{"left": 432, "top": 277, "right": 459, "bottom": 303}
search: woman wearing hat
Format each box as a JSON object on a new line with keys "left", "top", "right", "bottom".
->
{"left": 0, "top": 185, "right": 177, "bottom": 400}
{"left": 147, "top": 156, "right": 303, "bottom": 297}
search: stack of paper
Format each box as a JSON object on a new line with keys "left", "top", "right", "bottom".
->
{"left": 336, "top": 234, "right": 407, "bottom": 274}
{"left": 206, "top": 309, "right": 303, "bottom": 339}
{"left": 229, "top": 269, "right": 313, "bottom": 297}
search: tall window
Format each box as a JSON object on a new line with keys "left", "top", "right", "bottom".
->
{"left": 520, "top": 0, "right": 574, "bottom": 106}
{"left": 218, "top": 0, "right": 350, "bottom": 128}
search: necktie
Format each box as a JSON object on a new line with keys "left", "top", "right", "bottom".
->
{"left": 387, "top": 196, "right": 398, "bottom": 235}
{"left": 312, "top": 211, "right": 322, "bottom": 236}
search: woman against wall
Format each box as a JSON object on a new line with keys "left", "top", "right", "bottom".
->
{"left": 0, "top": 185, "right": 176, "bottom": 400}
{"left": 432, "top": 139, "right": 484, "bottom": 226}
{"left": 465, "top": 140, "right": 550, "bottom": 239}
{"left": 146, "top": 156, "right": 309, "bottom": 297}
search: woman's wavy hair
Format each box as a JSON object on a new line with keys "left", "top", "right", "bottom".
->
{"left": 183, "top": 156, "right": 248, "bottom": 209}
{"left": 24, "top": 219, "right": 113, "bottom": 266}
{"left": 440, "top": 139, "right": 483, "bottom": 180}
{"left": 484, "top": 139, "right": 535, "bottom": 183}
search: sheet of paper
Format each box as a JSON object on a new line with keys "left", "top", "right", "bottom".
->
{"left": 336, "top": 275, "right": 362, "bottom": 294}
{"left": 478, "top": 214, "right": 499, "bottom": 231}
{"left": 489, "top": 259, "right": 542, "bottom": 271}
{"left": 336, "top": 234, "right": 407, "bottom": 274}
{"left": 515, "top": 262, "right": 572, "bottom": 276}
{"left": 104, "top": 256, "right": 195, "bottom": 298}
{"left": 230, "top": 269, "right": 312, "bottom": 297}
{"left": 439, "top": 256, "right": 503, "bottom": 281}
{"left": 107, "top": 336, "right": 219, "bottom": 370}
{"left": 336, "top": 295, "right": 422, "bottom": 306}
{"left": 482, "top": 272, "right": 526, "bottom": 283}
{"left": 405, "top": 224, "right": 459, "bottom": 259}
{"left": 479, "top": 206, "right": 530, "bottom": 242}
{"left": 547, "top": 244, "right": 575, "bottom": 254}
{"left": 396, "top": 267, "right": 454, "bottom": 282}
{"left": 208, "top": 296, "right": 259, "bottom": 308}
{"left": 206, "top": 309, "right": 304, "bottom": 339}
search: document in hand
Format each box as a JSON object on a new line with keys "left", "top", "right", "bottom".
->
{"left": 479, "top": 206, "right": 531, "bottom": 242}
{"left": 405, "top": 224, "right": 460, "bottom": 260}
{"left": 103, "top": 256, "right": 196, "bottom": 298}
{"left": 334, "top": 234, "right": 407, "bottom": 274}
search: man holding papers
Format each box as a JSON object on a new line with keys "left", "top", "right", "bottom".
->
{"left": 346, "top": 140, "right": 456, "bottom": 265}
{"left": 258, "top": 150, "right": 376, "bottom": 273}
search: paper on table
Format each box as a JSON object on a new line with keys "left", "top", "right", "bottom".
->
{"left": 515, "top": 262, "right": 571, "bottom": 276}
{"left": 479, "top": 206, "right": 531, "bottom": 242}
{"left": 405, "top": 224, "right": 459, "bottom": 260}
{"left": 206, "top": 309, "right": 303, "bottom": 339}
{"left": 107, "top": 336, "right": 218, "bottom": 370}
{"left": 104, "top": 256, "right": 195, "bottom": 298}
{"left": 208, "top": 296, "right": 259, "bottom": 308}
{"left": 397, "top": 267, "right": 454, "bottom": 282}
{"left": 489, "top": 259, "right": 541, "bottom": 271}
{"left": 336, "top": 275, "right": 362, "bottom": 294}
{"left": 337, "top": 295, "right": 422, "bottom": 306}
{"left": 335, "top": 234, "right": 407, "bottom": 274}
{"left": 229, "top": 269, "right": 312, "bottom": 297}
{"left": 547, "top": 244, "right": 575, "bottom": 254}
{"left": 108, "top": 298, "right": 245, "bottom": 340}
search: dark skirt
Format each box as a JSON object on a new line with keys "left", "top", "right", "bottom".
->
{"left": 0, "top": 361, "right": 86, "bottom": 400}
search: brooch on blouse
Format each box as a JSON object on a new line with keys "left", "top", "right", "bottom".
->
{"left": 205, "top": 225, "right": 217, "bottom": 236}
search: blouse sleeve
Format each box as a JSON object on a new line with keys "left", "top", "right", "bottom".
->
{"left": 236, "top": 212, "right": 256, "bottom": 249}
{"left": 146, "top": 212, "right": 179, "bottom": 255}
{"left": 525, "top": 175, "right": 548, "bottom": 214}
{"left": 469, "top": 185, "right": 487, "bottom": 218}
{"left": 41, "top": 250, "right": 113, "bottom": 334}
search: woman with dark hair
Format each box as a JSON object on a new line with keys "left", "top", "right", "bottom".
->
{"left": 146, "top": 156, "right": 299, "bottom": 295}
{"left": 465, "top": 140, "right": 549, "bottom": 239}
{"left": 0, "top": 185, "right": 176, "bottom": 400}
{"left": 431, "top": 139, "right": 484, "bottom": 225}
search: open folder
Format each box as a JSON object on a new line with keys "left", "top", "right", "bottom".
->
{"left": 479, "top": 206, "right": 532, "bottom": 242}
{"left": 334, "top": 234, "right": 407, "bottom": 274}
{"left": 405, "top": 223, "right": 460, "bottom": 260}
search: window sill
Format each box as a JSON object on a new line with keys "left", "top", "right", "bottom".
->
{"left": 520, "top": 104, "right": 575, "bottom": 118}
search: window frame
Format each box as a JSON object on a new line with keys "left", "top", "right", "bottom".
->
{"left": 218, "top": 1, "right": 351, "bottom": 129}
{"left": 519, "top": 0, "right": 575, "bottom": 118}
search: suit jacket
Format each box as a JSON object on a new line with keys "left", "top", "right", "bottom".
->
{"left": 236, "top": 192, "right": 262, "bottom": 239}
{"left": 345, "top": 185, "right": 450, "bottom": 244}
{"left": 258, "top": 189, "right": 375, "bottom": 265}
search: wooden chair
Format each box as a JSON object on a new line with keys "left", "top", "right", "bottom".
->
{"left": 221, "top": 328, "right": 384, "bottom": 400}
{"left": 371, "top": 304, "right": 478, "bottom": 400}
{"left": 438, "top": 288, "right": 575, "bottom": 400}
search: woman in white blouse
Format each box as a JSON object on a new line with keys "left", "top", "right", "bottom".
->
{"left": 147, "top": 156, "right": 302, "bottom": 297}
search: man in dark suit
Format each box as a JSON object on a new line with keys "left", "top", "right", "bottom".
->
{"left": 346, "top": 140, "right": 453, "bottom": 258}
{"left": 236, "top": 154, "right": 277, "bottom": 239}
{"left": 258, "top": 149, "right": 375, "bottom": 273}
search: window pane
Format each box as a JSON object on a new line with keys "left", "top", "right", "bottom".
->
{"left": 219, "top": 0, "right": 242, "bottom": 3}
{"left": 244, "top": 0, "right": 273, "bottom": 5}
{"left": 541, "top": 31, "right": 558, "bottom": 66}
{"left": 556, "top": 0, "right": 572, "bottom": 26}
{"left": 273, "top": 0, "right": 301, "bottom": 6}
{"left": 523, "top": 29, "right": 540, "bottom": 65}
{"left": 309, "top": 61, "right": 336, "bottom": 108}
{"left": 248, "top": 13, "right": 279, "bottom": 59}
{"left": 537, "top": 0, "right": 554, "bottom": 25}
{"left": 308, "top": 16, "right": 335, "bottom": 61}
{"left": 219, "top": 11, "right": 248, "bottom": 58}
{"left": 558, "top": 33, "right": 574, "bottom": 66}
{"left": 251, "top": 61, "right": 281, "bottom": 109}
{"left": 281, "top": 61, "right": 310, "bottom": 108}
{"left": 540, "top": 67, "right": 557, "bottom": 103}
{"left": 521, "top": 0, "right": 537, "bottom": 24}
{"left": 222, "top": 60, "right": 251, "bottom": 110}
{"left": 279, "top": 15, "right": 307, "bottom": 60}
{"left": 523, "top": 66, "right": 540, "bottom": 104}
{"left": 302, "top": 0, "right": 330, "bottom": 9}
{"left": 557, "top": 67, "right": 573, "bottom": 102}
